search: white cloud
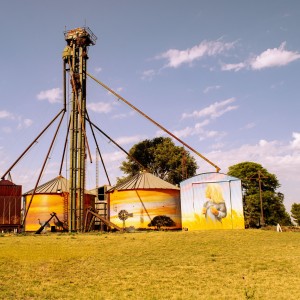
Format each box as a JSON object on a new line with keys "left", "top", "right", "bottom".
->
{"left": 0, "top": 110, "right": 32, "bottom": 131}
{"left": 250, "top": 42, "right": 300, "bottom": 70}
{"left": 222, "top": 42, "right": 300, "bottom": 72}
{"left": 172, "top": 120, "right": 210, "bottom": 138}
{"left": 115, "top": 134, "right": 147, "bottom": 146}
{"left": 112, "top": 111, "right": 135, "bottom": 120}
{"left": 290, "top": 132, "right": 300, "bottom": 149}
{"left": 37, "top": 88, "right": 62, "bottom": 104}
{"left": 17, "top": 118, "right": 33, "bottom": 130}
{"left": 87, "top": 102, "right": 114, "bottom": 113}
{"left": 23, "top": 119, "right": 33, "bottom": 127}
{"left": 0, "top": 110, "right": 13, "bottom": 119}
{"left": 176, "top": 98, "right": 236, "bottom": 142}
{"left": 141, "top": 69, "right": 156, "bottom": 80}
{"left": 95, "top": 67, "right": 102, "bottom": 73}
{"left": 195, "top": 120, "right": 211, "bottom": 128}
{"left": 241, "top": 122, "right": 256, "bottom": 130}
{"left": 116, "top": 87, "right": 123, "bottom": 92}
{"left": 221, "top": 62, "right": 246, "bottom": 72}
{"left": 157, "top": 40, "right": 235, "bottom": 68}
{"left": 112, "top": 113, "right": 128, "bottom": 119}
{"left": 102, "top": 150, "right": 126, "bottom": 163}
{"left": 206, "top": 130, "right": 219, "bottom": 138}
{"left": 210, "top": 142, "right": 225, "bottom": 150}
{"left": 182, "top": 98, "right": 238, "bottom": 120}
{"left": 203, "top": 85, "right": 221, "bottom": 94}
{"left": 171, "top": 120, "right": 225, "bottom": 141}
{"left": 172, "top": 126, "right": 197, "bottom": 139}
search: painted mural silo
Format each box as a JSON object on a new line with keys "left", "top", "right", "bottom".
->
{"left": 108, "top": 171, "right": 181, "bottom": 230}
{"left": 23, "top": 176, "right": 95, "bottom": 231}
{"left": 180, "top": 172, "right": 244, "bottom": 230}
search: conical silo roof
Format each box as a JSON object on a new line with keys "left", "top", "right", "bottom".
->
{"left": 23, "top": 175, "right": 69, "bottom": 195}
{"left": 108, "top": 171, "right": 180, "bottom": 192}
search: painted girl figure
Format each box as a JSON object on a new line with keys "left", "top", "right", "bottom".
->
{"left": 202, "top": 183, "right": 227, "bottom": 223}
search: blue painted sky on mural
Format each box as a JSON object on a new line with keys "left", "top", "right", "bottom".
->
{"left": 0, "top": 0, "right": 299, "bottom": 211}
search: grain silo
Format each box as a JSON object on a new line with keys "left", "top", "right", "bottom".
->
{"left": 0, "top": 179, "right": 22, "bottom": 232}
{"left": 180, "top": 172, "right": 245, "bottom": 230}
{"left": 23, "top": 175, "right": 95, "bottom": 232}
{"left": 108, "top": 171, "right": 181, "bottom": 230}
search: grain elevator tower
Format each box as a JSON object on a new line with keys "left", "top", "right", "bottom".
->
{"left": 62, "top": 27, "right": 97, "bottom": 231}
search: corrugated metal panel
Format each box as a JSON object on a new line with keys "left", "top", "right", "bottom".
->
{"left": 0, "top": 179, "right": 22, "bottom": 226}
{"left": 108, "top": 172, "right": 179, "bottom": 192}
{"left": 24, "top": 192, "right": 95, "bottom": 231}
{"left": 23, "top": 176, "right": 69, "bottom": 195}
{"left": 24, "top": 176, "right": 94, "bottom": 195}
{"left": 109, "top": 189, "right": 182, "bottom": 229}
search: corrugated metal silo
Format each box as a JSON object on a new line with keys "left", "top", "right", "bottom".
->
{"left": 108, "top": 171, "right": 181, "bottom": 230}
{"left": 180, "top": 172, "right": 245, "bottom": 230}
{"left": 23, "top": 176, "right": 95, "bottom": 231}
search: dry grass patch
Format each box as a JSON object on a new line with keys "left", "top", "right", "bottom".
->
{"left": 0, "top": 230, "right": 299, "bottom": 299}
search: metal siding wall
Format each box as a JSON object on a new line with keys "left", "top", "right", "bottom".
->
{"left": 0, "top": 183, "right": 22, "bottom": 225}
{"left": 109, "top": 189, "right": 181, "bottom": 229}
{"left": 25, "top": 194, "right": 65, "bottom": 231}
{"left": 180, "top": 173, "right": 245, "bottom": 230}
{"left": 24, "top": 193, "right": 95, "bottom": 231}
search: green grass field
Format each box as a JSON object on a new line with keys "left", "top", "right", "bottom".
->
{"left": 0, "top": 230, "right": 299, "bottom": 300}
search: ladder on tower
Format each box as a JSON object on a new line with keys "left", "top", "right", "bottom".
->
{"left": 63, "top": 192, "right": 68, "bottom": 226}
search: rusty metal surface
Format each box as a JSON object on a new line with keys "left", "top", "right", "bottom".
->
{"left": 64, "top": 27, "right": 97, "bottom": 45}
{"left": 0, "top": 180, "right": 22, "bottom": 226}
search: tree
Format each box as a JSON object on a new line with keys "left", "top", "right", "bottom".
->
{"left": 148, "top": 215, "right": 176, "bottom": 230}
{"left": 227, "top": 162, "right": 291, "bottom": 227}
{"left": 119, "top": 137, "right": 198, "bottom": 185}
{"left": 291, "top": 203, "right": 300, "bottom": 226}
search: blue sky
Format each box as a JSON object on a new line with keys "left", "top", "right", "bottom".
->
{"left": 0, "top": 0, "right": 299, "bottom": 212}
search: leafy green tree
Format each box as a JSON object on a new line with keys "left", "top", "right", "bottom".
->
{"left": 148, "top": 215, "right": 176, "bottom": 230}
{"left": 227, "top": 162, "right": 291, "bottom": 227}
{"left": 119, "top": 137, "right": 198, "bottom": 185}
{"left": 291, "top": 203, "right": 300, "bottom": 225}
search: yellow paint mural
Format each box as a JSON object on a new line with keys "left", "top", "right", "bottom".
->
{"left": 180, "top": 173, "right": 245, "bottom": 230}
{"left": 109, "top": 189, "right": 181, "bottom": 229}
{"left": 25, "top": 194, "right": 65, "bottom": 231}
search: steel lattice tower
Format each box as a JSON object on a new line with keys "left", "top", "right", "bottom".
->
{"left": 62, "top": 27, "right": 97, "bottom": 231}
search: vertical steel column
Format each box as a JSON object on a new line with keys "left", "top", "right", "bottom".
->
{"left": 70, "top": 42, "right": 78, "bottom": 232}
{"left": 63, "top": 27, "right": 96, "bottom": 232}
{"left": 74, "top": 45, "right": 80, "bottom": 231}
{"left": 78, "top": 47, "right": 87, "bottom": 230}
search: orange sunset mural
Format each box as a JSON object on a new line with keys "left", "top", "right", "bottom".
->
{"left": 108, "top": 172, "right": 181, "bottom": 229}
{"left": 24, "top": 176, "right": 95, "bottom": 231}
